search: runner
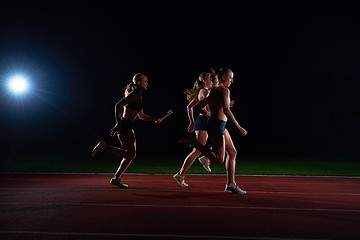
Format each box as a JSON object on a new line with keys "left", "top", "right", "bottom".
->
{"left": 173, "top": 70, "right": 217, "bottom": 187}
{"left": 92, "top": 73, "right": 162, "bottom": 188}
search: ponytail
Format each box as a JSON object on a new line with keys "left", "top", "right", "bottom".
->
{"left": 209, "top": 67, "right": 219, "bottom": 87}
{"left": 184, "top": 79, "right": 203, "bottom": 101}
{"left": 124, "top": 73, "right": 146, "bottom": 96}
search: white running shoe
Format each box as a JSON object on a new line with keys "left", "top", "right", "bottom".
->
{"left": 225, "top": 183, "right": 246, "bottom": 194}
{"left": 173, "top": 173, "right": 188, "bottom": 187}
{"left": 198, "top": 156, "right": 211, "bottom": 172}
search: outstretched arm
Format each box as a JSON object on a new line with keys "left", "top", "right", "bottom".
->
{"left": 138, "top": 110, "right": 162, "bottom": 124}
{"left": 222, "top": 89, "right": 247, "bottom": 136}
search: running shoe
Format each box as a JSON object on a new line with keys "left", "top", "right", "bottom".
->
{"left": 225, "top": 183, "right": 246, "bottom": 194}
{"left": 173, "top": 173, "right": 188, "bottom": 187}
{"left": 91, "top": 140, "right": 106, "bottom": 157}
{"left": 198, "top": 156, "right": 211, "bottom": 172}
{"left": 110, "top": 177, "right": 129, "bottom": 188}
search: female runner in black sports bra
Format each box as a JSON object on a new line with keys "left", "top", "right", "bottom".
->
{"left": 91, "top": 73, "right": 162, "bottom": 188}
{"left": 173, "top": 70, "right": 217, "bottom": 187}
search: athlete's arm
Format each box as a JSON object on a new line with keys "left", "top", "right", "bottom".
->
{"left": 198, "top": 88, "right": 211, "bottom": 116}
{"left": 222, "top": 88, "right": 247, "bottom": 136}
{"left": 138, "top": 110, "right": 162, "bottom": 124}
{"left": 186, "top": 99, "right": 197, "bottom": 132}
{"left": 114, "top": 92, "right": 137, "bottom": 123}
{"left": 110, "top": 92, "right": 138, "bottom": 137}
{"left": 194, "top": 97, "right": 210, "bottom": 117}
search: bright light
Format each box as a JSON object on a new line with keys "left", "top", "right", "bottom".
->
{"left": 8, "top": 75, "right": 29, "bottom": 94}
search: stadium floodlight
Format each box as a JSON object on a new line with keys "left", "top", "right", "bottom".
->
{"left": 7, "top": 75, "right": 29, "bottom": 95}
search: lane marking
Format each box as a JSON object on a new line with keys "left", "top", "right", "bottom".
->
{"left": 1, "top": 187, "right": 360, "bottom": 196}
{"left": 1, "top": 202, "right": 359, "bottom": 213}
{"left": 2, "top": 178, "right": 360, "bottom": 185}
{"left": 0, "top": 230, "right": 325, "bottom": 240}
{"left": 1, "top": 172, "right": 360, "bottom": 178}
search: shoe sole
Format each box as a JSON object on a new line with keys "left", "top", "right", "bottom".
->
{"left": 110, "top": 180, "right": 128, "bottom": 188}
{"left": 225, "top": 189, "right": 246, "bottom": 194}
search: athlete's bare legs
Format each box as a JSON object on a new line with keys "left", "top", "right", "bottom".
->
{"left": 113, "top": 131, "right": 137, "bottom": 179}
{"left": 178, "top": 134, "right": 225, "bottom": 164}
{"left": 224, "top": 129, "right": 237, "bottom": 185}
{"left": 178, "top": 130, "right": 207, "bottom": 176}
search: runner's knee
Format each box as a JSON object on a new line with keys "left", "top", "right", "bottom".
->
{"left": 125, "top": 151, "right": 136, "bottom": 160}
{"left": 227, "top": 148, "right": 237, "bottom": 158}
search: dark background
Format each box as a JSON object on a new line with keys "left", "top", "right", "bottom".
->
{"left": 1, "top": 2, "right": 359, "bottom": 160}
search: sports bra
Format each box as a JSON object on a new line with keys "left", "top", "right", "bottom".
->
{"left": 126, "top": 91, "right": 143, "bottom": 111}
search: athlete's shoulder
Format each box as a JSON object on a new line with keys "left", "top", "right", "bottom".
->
{"left": 217, "top": 86, "right": 229, "bottom": 94}
{"left": 126, "top": 90, "right": 140, "bottom": 100}
{"left": 199, "top": 88, "right": 210, "bottom": 96}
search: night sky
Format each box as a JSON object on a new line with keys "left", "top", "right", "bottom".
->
{"left": 1, "top": 3, "right": 359, "bottom": 160}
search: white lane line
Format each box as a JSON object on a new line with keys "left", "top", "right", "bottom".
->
{"left": 2, "top": 172, "right": 360, "bottom": 178}
{"left": 0, "top": 230, "right": 324, "bottom": 240}
{"left": 81, "top": 189, "right": 360, "bottom": 196}
{"left": 2, "top": 179, "right": 360, "bottom": 186}
{"left": 1, "top": 187, "right": 360, "bottom": 196}
{"left": 0, "top": 202, "right": 359, "bottom": 213}
{"left": 248, "top": 191, "right": 360, "bottom": 196}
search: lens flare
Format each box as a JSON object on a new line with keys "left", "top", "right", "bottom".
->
{"left": 8, "top": 75, "right": 29, "bottom": 94}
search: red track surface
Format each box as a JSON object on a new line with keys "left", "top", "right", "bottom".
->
{"left": 1, "top": 174, "right": 360, "bottom": 239}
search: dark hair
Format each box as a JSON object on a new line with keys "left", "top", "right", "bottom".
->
{"left": 124, "top": 73, "right": 146, "bottom": 96}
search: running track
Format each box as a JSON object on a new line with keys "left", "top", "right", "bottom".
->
{"left": 1, "top": 174, "right": 360, "bottom": 240}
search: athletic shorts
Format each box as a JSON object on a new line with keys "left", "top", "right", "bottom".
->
{"left": 118, "top": 117, "right": 135, "bottom": 134}
{"left": 194, "top": 115, "right": 210, "bottom": 131}
{"left": 207, "top": 118, "right": 227, "bottom": 136}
